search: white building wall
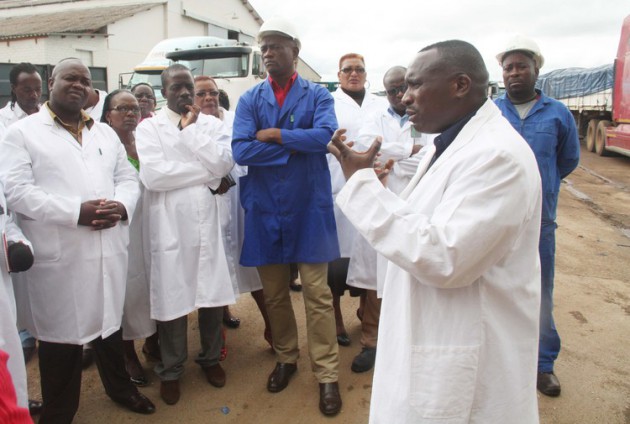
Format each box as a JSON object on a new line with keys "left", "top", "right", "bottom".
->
{"left": 0, "top": 36, "right": 107, "bottom": 67}
{"left": 165, "top": 0, "right": 207, "bottom": 39}
{"left": 45, "top": 35, "right": 109, "bottom": 67}
{"left": 180, "top": 0, "right": 261, "bottom": 39}
{"left": 107, "top": 5, "right": 169, "bottom": 89}
{"left": 0, "top": 38, "right": 48, "bottom": 64}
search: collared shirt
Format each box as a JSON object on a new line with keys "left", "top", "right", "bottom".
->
{"left": 386, "top": 106, "right": 410, "bottom": 128}
{"left": 45, "top": 102, "right": 93, "bottom": 144}
{"left": 428, "top": 108, "right": 479, "bottom": 168}
{"left": 164, "top": 106, "right": 183, "bottom": 128}
{"left": 268, "top": 72, "right": 298, "bottom": 108}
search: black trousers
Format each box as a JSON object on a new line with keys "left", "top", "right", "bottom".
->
{"left": 38, "top": 329, "right": 135, "bottom": 424}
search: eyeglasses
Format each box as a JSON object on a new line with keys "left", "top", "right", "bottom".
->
{"left": 340, "top": 67, "right": 366, "bottom": 75}
{"left": 134, "top": 93, "right": 155, "bottom": 100}
{"left": 111, "top": 105, "right": 141, "bottom": 115}
{"left": 195, "top": 90, "right": 220, "bottom": 98}
{"left": 386, "top": 85, "right": 408, "bottom": 96}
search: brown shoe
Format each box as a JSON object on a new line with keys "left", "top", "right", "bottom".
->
{"left": 319, "top": 382, "right": 342, "bottom": 416}
{"left": 160, "top": 380, "right": 180, "bottom": 405}
{"left": 267, "top": 362, "right": 297, "bottom": 393}
{"left": 203, "top": 363, "right": 226, "bottom": 388}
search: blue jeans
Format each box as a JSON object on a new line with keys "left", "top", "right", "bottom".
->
{"left": 538, "top": 222, "right": 560, "bottom": 373}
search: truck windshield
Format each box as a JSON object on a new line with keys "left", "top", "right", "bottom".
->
{"left": 188, "top": 55, "right": 248, "bottom": 78}
{"left": 128, "top": 72, "right": 162, "bottom": 90}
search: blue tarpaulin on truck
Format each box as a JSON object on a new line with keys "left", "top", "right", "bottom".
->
{"left": 536, "top": 64, "right": 614, "bottom": 99}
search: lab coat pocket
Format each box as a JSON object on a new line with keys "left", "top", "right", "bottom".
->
{"left": 409, "top": 344, "right": 479, "bottom": 421}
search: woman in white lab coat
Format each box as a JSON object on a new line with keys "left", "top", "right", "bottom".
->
{"left": 101, "top": 90, "right": 157, "bottom": 386}
{"left": 329, "top": 53, "right": 387, "bottom": 345}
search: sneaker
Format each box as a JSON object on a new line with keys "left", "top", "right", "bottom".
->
{"left": 351, "top": 347, "right": 376, "bottom": 373}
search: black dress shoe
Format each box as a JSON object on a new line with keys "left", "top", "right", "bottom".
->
{"left": 223, "top": 316, "right": 241, "bottom": 329}
{"left": 319, "top": 382, "right": 342, "bottom": 416}
{"left": 351, "top": 347, "right": 376, "bottom": 373}
{"left": 537, "top": 372, "right": 561, "bottom": 397}
{"left": 114, "top": 392, "right": 156, "bottom": 414}
{"left": 289, "top": 281, "right": 302, "bottom": 292}
{"left": 336, "top": 333, "right": 351, "bottom": 347}
{"left": 28, "top": 399, "right": 43, "bottom": 416}
{"left": 267, "top": 362, "right": 297, "bottom": 393}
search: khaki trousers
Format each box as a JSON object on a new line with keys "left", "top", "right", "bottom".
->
{"left": 257, "top": 262, "right": 339, "bottom": 383}
{"left": 360, "top": 289, "right": 381, "bottom": 349}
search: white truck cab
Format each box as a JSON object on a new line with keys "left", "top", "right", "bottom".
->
{"left": 126, "top": 36, "right": 265, "bottom": 109}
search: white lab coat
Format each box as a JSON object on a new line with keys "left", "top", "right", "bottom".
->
{"left": 337, "top": 100, "right": 541, "bottom": 424}
{"left": 0, "top": 102, "right": 30, "bottom": 128}
{"left": 0, "top": 184, "right": 31, "bottom": 408}
{"left": 347, "top": 108, "right": 435, "bottom": 293}
{"left": 214, "top": 108, "right": 262, "bottom": 295}
{"left": 137, "top": 109, "right": 236, "bottom": 322}
{"left": 330, "top": 88, "right": 387, "bottom": 256}
{"left": 1, "top": 108, "right": 140, "bottom": 345}
{"left": 121, "top": 180, "right": 155, "bottom": 340}
{"left": 85, "top": 89, "right": 107, "bottom": 121}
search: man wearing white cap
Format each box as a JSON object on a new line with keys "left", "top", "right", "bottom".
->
{"left": 232, "top": 17, "right": 342, "bottom": 416}
{"left": 495, "top": 35, "right": 580, "bottom": 397}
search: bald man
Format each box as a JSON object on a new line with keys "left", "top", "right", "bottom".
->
{"left": 1, "top": 58, "right": 154, "bottom": 422}
{"left": 330, "top": 40, "right": 542, "bottom": 423}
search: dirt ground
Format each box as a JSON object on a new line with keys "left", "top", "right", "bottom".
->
{"left": 25, "top": 144, "right": 630, "bottom": 424}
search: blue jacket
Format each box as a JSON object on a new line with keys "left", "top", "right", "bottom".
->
{"left": 495, "top": 91, "right": 579, "bottom": 225}
{"left": 232, "top": 75, "right": 340, "bottom": 266}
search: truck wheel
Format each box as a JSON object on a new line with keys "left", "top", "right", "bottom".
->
{"left": 586, "top": 119, "right": 599, "bottom": 152}
{"left": 595, "top": 120, "right": 612, "bottom": 156}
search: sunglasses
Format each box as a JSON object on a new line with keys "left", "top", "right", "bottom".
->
{"left": 339, "top": 67, "right": 366, "bottom": 75}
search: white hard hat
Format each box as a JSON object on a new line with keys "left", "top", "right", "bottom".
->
{"left": 496, "top": 35, "right": 545, "bottom": 68}
{"left": 258, "top": 17, "right": 301, "bottom": 50}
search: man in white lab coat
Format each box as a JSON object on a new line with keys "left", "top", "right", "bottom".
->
{"left": 0, "top": 62, "right": 44, "bottom": 416}
{"left": 346, "top": 66, "right": 435, "bottom": 373}
{"left": 329, "top": 40, "right": 542, "bottom": 423}
{"left": 1, "top": 58, "right": 155, "bottom": 422}
{"left": 0, "top": 62, "right": 41, "bottom": 128}
{"left": 136, "top": 64, "right": 235, "bottom": 406}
